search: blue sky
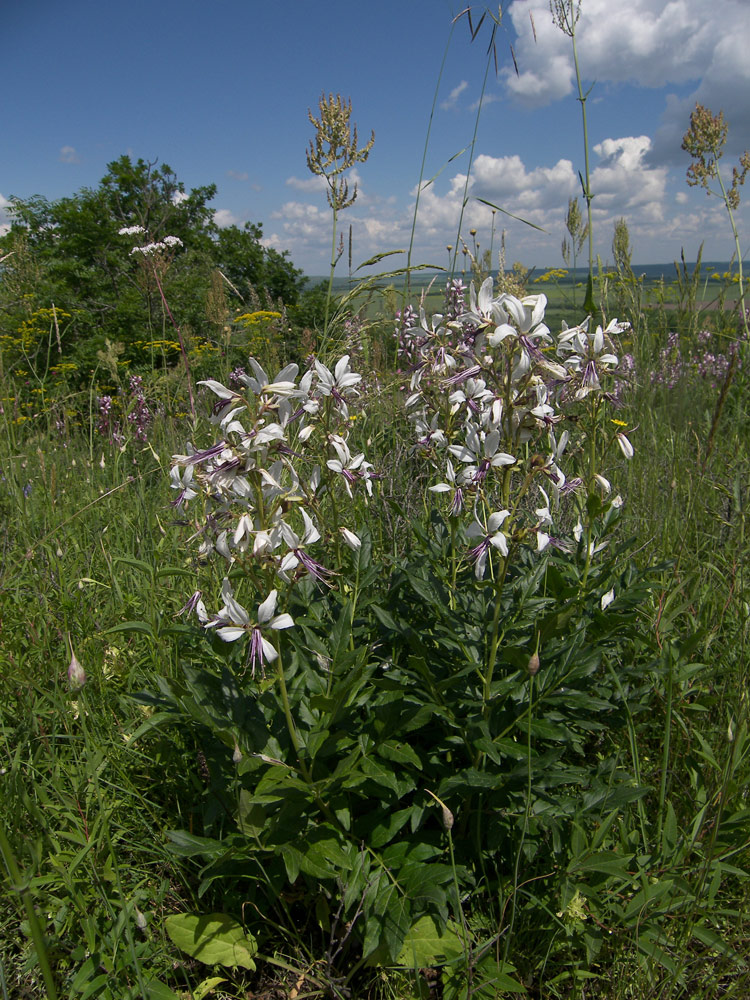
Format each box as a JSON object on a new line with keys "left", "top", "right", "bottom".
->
{"left": 3, "top": 0, "right": 749, "bottom": 275}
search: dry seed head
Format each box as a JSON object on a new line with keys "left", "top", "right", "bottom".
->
{"left": 306, "top": 92, "right": 374, "bottom": 212}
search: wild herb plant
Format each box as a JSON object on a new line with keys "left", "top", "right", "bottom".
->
{"left": 306, "top": 94, "right": 375, "bottom": 353}
{"left": 561, "top": 197, "right": 588, "bottom": 309}
{"left": 682, "top": 104, "right": 750, "bottom": 341}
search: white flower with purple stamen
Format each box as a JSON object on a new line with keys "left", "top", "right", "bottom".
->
{"left": 209, "top": 579, "right": 294, "bottom": 674}
{"left": 278, "top": 510, "right": 332, "bottom": 583}
{"left": 448, "top": 425, "right": 515, "bottom": 483}
{"left": 466, "top": 509, "right": 511, "bottom": 579}
{"left": 429, "top": 459, "right": 470, "bottom": 516}
{"left": 326, "top": 435, "right": 374, "bottom": 497}
{"left": 314, "top": 355, "right": 362, "bottom": 418}
{"left": 169, "top": 464, "right": 197, "bottom": 508}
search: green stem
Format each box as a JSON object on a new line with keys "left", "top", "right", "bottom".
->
{"left": 569, "top": 13, "right": 595, "bottom": 316}
{"left": 503, "top": 671, "right": 534, "bottom": 965}
{"left": 323, "top": 182, "right": 339, "bottom": 355}
{"left": 482, "top": 554, "right": 509, "bottom": 717}
{"left": 713, "top": 164, "right": 748, "bottom": 341}
{"left": 152, "top": 266, "right": 195, "bottom": 421}
{"left": 0, "top": 824, "right": 59, "bottom": 1000}
{"left": 581, "top": 396, "right": 599, "bottom": 589}
{"left": 275, "top": 652, "right": 306, "bottom": 771}
{"left": 403, "top": 20, "right": 455, "bottom": 322}
{"left": 656, "top": 644, "right": 674, "bottom": 847}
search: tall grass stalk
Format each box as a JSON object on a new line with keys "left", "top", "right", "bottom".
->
{"left": 552, "top": 0, "right": 596, "bottom": 315}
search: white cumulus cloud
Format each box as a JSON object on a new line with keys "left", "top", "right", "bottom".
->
{"left": 213, "top": 208, "right": 240, "bottom": 228}
{"left": 0, "top": 193, "right": 11, "bottom": 235}
{"left": 502, "top": 0, "right": 750, "bottom": 163}
{"left": 441, "top": 80, "right": 469, "bottom": 110}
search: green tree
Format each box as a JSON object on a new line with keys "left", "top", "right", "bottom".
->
{"left": 0, "top": 155, "right": 304, "bottom": 375}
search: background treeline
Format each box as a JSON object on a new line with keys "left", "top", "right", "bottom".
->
{"left": 0, "top": 156, "right": 329, "bottom": 383}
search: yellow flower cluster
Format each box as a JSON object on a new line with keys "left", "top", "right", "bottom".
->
{"left": 188, "top": 340, "right": 220, "bottom": 359}
{"left": 234, "top": 311, "right": 283, "bottom": 360}
{"left": 534, "top": 268, "right": 569, "bottom": 284}
{"left": 0, "top": 307, "right": 72, "bottom": 356}
{"left": 235, "top": 310, "right": 283, "bottom": 327}
{"left": 134, "top": 339, "right": 182, "bottom": 353}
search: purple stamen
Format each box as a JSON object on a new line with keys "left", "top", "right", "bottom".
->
{"left": 183, "top": 441, "right": 227, "bottom": 466}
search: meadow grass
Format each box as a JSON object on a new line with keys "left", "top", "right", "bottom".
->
{"left": 1, "top": 272, "right": 749, "bottom": 999}
{"left": 2, "top": 25, "right": 750, "bottom": 993}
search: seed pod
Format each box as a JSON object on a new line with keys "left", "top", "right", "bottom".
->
{"left": 528, "top": 652, "right": 540, "bottom": 676}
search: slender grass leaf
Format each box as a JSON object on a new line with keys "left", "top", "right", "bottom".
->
{"left": 101, "top": 620, "right": 155, "bottom": 638}
{"left": 475, "top": 197, "right": 548, "bottom": 232}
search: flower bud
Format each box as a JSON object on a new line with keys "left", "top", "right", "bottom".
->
{"left": 68, "top": 649, "right": 86, "bottom": 690}
{"left": 441, "top": 803, "right": 455, "bottom": 831}
{"left": 527, "top": 652, "right": 540, "bottom": 676}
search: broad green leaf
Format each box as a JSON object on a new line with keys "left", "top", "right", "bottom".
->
{"left": 396, "top": 915, "right": 464, "bottom": 967}
{"left": 113, "top": 555, "right": 154, "bottom": 579}
{"left": 144, "top": 981, "right": 181, "bottom": 1000}
{"left": 165, "top": 830, "right": 225, "bottom": 859}
{"left": 165, "top": 912, "right": 257, "bottom": 970}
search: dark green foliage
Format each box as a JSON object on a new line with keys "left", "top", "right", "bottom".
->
{"left": 0, "top": 155, "right": 305, "bottom": 377}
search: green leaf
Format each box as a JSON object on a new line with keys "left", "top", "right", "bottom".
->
{"left": 355, "top": 249, "right": 407, "bottom": 270}
{"left": 192, "top": 977, "right": 228, "bottom": 1000}
{"left": 371, "top": 603, "right": 399, "bottom": 631}
{"left": 113, "top": 555, "right": 155, "bottom": 579}
{"left": 164, "top": 912, "right": 257, "bottom": 970}
{"left": 396, "top": 915, "right": 464, "bottom": 967}
{"left": 165, "top": 830, "right": 225, "bottom": 859}
{"left": 101, "top": 620, "right": 155, "bottom": 638}
{"left": 568, "top": 850, "right": 632, "bottom": 877}
{"left": 144, "top": 981, "right": 181, "bottom": 1000}
{"left": 475, "top": 196, "right": 548, "bottom": 232}
{"left": 279, "top": 828, "right": 353, "bottom": 880}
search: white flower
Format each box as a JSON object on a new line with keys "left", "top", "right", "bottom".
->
{"left": 209, "top": 580, "right": 294, "bottom": 674}
{"left": 340, "top": 527, "right": 362, "bottom": 551}
{"left": 169, "top": 464, "right": 197, "bottom": 508}
{"left": 558, "top": 318, "right": 620, "bottom": 397}
{"left": 448, "top": 424, "right": 515, "bottom": 483}
{"left": 466, "top": 509, "right": 511, "bottom": 578}
{"left": 315, "top": 355, "right": 362, "bottom": 396}
{"left": 616, "top": 432, "right": 634, "bottom": 459}
{"left": 237, "top": 359, "right": 299, "bottom": 398}
{"left": 601, "top": 588, "right": 615, "bottom": 611}
{"left": 326, "top": 435, "right": 374, "bottom": 497}
{"left": 118, "top": 225, "right": 145, "bottom": 236}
